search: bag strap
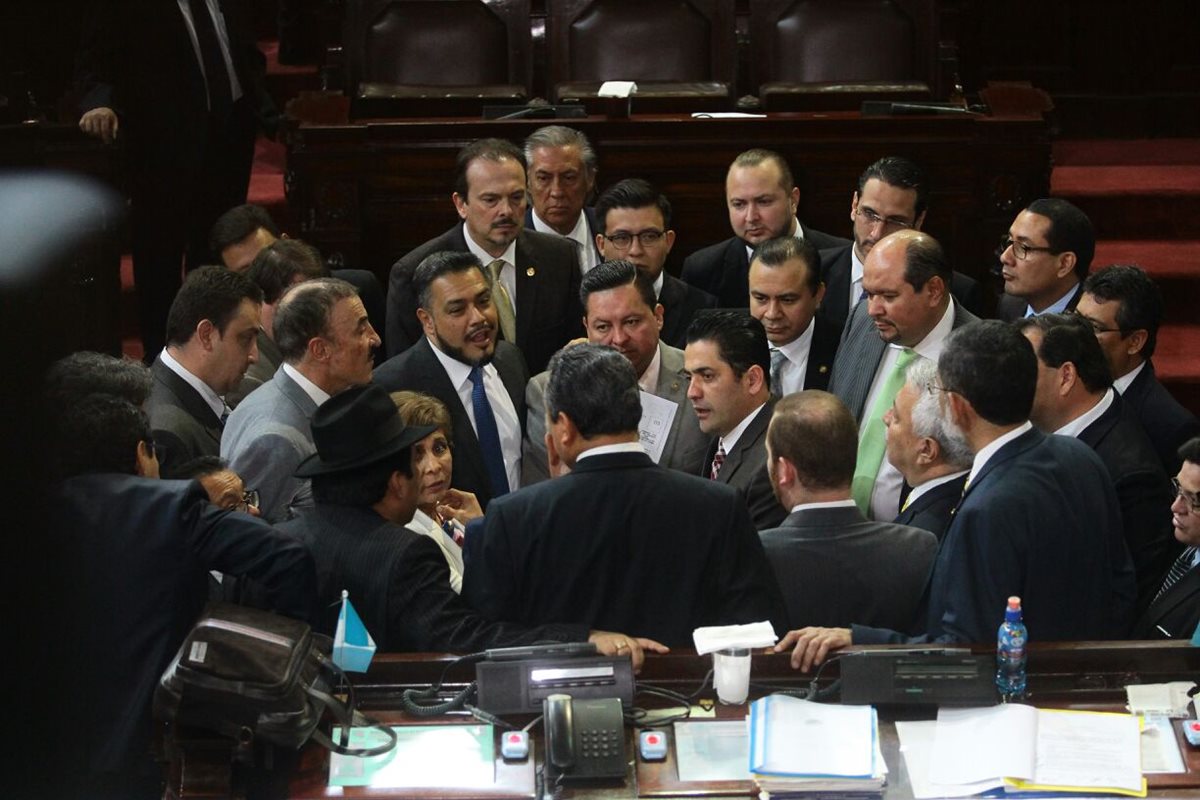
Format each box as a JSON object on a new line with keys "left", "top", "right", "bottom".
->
{"left": 306, "top": 653, "right": 398, "bottom": 758}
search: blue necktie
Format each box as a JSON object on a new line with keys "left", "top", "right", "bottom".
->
{"left": 469, "top": 366, "right": 510, "bottom": 497}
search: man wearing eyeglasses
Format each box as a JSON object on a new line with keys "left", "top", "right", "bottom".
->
{"left": 818, "top": 156, "right": 983, "bottom": 332}
{"left": 1133, "top": 437, "right": 1200, "bottom": 639}
{"left": 595, "top": 179, "right": 716, "bottom": 348}
{"left": 996, "top": 198, "right": 1093, "bottom": 321}
{"left": 681, "top": 149, "right": 848, "bottom": 309}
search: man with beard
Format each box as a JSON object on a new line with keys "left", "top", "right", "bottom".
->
{"left": 375, "top": 251, "right": 528, "bottom": 509}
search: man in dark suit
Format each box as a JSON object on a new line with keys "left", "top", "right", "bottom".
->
{"left": 1134, "top": 437, "right": 1200, "bottom": 639}
{"left": 463, "top": 344, "right": 787, "bottom": 646}
{"left": 146, "top": 266, "right": 263, "bottom": 476}
{"left": 523, "top": 261, "right": 710, "bottom": 484}
{"left": 828, "top": 230, "right": 978, "bottom": 521}
{"left": 76, "top": 0, "right": 271, "bottom": 360}
{"left": 376, "top": 252, "right": 528, "bottom": 509}
{"left": 50, "top": 393, "right": 315, "bottom": 799}
{"left": 995, "top": 198, "right": 1092, "bottom": 321}
{"left": 682, "top": 149, "right": 848, "bottom": 308}
{"left": 385, "top": 138, "right": 582, "bottom": 373}
{"left": 685, "top": 310, "right": 787, "bottom": 529}
{"left": 1078, "top": 265, "right": 1200, "bottom": 475}
{"left": 523, "top": 125, "right": 602, "bottom": 274}
{"left": 593, "top": 179, "right": 717, "bottom": 348}
{"left": 1018, "top": 313, "right": 1177, "bottom": 609}
{"left": 280, "top": 383, "right": 662, "bottom": 662}
{"left": 884, "top": 358, "right": 971, "bottom": 541}
{"left": 778, "top": 321, "right": 1137, "bottom": 671}
{"left": 760, "top": 391, "right": 937, "bottom": 631}
{"left": 748, "top": 236, "right": 839, "bottom": 394}
{"left": 818, "top": 156, "right": 983, "bottom": 332}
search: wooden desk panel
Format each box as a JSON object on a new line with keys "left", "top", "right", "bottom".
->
{"left": 284, "top": 112, "right": 1050, "bottom": 296}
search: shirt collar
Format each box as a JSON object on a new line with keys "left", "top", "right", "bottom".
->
{"left": 1054, "top": 388, "right": 1115, "bottom": 438}
{"left": 1025, "top": 282, "right": 1080, "bottom": 317}
{"left": 850, "top": 244, "right": 866, "bottom": 286}
{"left": 968, "top": 420, "right": 1034, "bottom": 487}
{"left": 910, "top": 300, "right": 957, "bottom": 361}
{"left": 1113, "top": 360, "right": 1147, "bottom": 394}
{"left": 652, "top": 271, "right": 665, "bottom": 300}
{"left": 532, "top": 208, "right": 590, "bottom": 250}
{"left": 745, "top": 216, "right": 804, "bottom": 261}
{"left": 281, "top": 362, "right": 331, "bottom": 406}
{"left": 462, "top": 224, "right": 518, "bottom": 270}
{"left": 638, "top": 344, "right": 663, "bottom": 393}
{"left": 721, "top": 401, "right": 768, "bottom": 453}
{"left": 775, "top": 315, "right": 816, "bottom": 359}
{"left": 790, "top": 499, "right": 858, "bottom": 513}
{"left": 576, "top": 441, "right": 646, "bottom": 462}
{"left": 905, "top": 469, "right": 970, "bottom": 508}
{"left": 426, "top": 336, "right": 478, "bottom": 391}
{"left": 160, "top": 348, "right": 226, "bottom": 418}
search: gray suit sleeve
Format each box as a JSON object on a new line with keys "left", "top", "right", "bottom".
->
{"left": 520, "top": 372, "right": 550, "bottom": 486}
{"left": 227, "top": 431, "right": 312, "bottom": 524}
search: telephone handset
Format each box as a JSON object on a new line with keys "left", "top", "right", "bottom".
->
{"left": 542, "top": 693, "right": 626, "bottom": 782}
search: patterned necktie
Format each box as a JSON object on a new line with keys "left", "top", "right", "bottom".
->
{"left": 710, "top": 443, "right": 726, "bottom": 480}
{"left": 186, "top": 0, "right": 233, "bottom": 120}
{"left": 852, "top": 348, "right": 919, "bottom": 514}
{"left": 488, "top": 259, "right": 517, "bottom": 344}
{"left": 468, "top": 366, "right": 509, "bottom": 497}
{"left": 1154, "top": 546, "right": 1198, "bottom": 603}
{"left": 769, "top": 348, "right": 787, "bottom": 398}
{"left": 219, "top": 402, "right": 231, "bottom": 427}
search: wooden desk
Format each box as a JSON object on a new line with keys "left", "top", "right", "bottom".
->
{"left": 284, "top": 111, "right": 1050, "bottom": 292}
{"left": 269, "top": 641, "right": 1200, "bottom": 800}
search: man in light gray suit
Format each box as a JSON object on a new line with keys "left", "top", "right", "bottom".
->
{"left": 761, "top": 391, "right": 937, "bottom": 631}
{"left": 523, "top": 260, "right": 710, "bottom": 483}
{"left": 222, "top": 278, "right": 381, "bottom": 522}
{"left": 827, "top": 230, "right": 978, "bottom": 521}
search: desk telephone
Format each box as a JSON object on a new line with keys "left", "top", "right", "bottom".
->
{"left": 543, "top": 693, "right": 626, "bottom": 782}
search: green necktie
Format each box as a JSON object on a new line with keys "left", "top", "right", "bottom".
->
{"left": 852, "top": 348, "right": 919, "bottom": 514}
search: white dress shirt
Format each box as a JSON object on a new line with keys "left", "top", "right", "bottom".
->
{"left": 789, "top": 498, "right": 858, "bottom": 514}
{"left": 1024, "top": 282, "right": 1080, "bottom": 317}
{"left": 638, "top": 345, "right": 663, "bottom": 394}
{"left": 160, "top": 348, "right": 226, "bottom": 419}
{"left": 281, "top": 363, "right": 331, "bottom": 407}
{"left": 463, "top": 233, "right": 520, "bottom": 313}
{"left": 849, "top": 246, "right": 867, "bottom": 320}
{"left": 771, "top": 316, "right": 816, "bottom": 395}
{"left": 1054, "top": 388, "right": 1115, "bottom": 439}
{"left": 576, "top": 441, "right": 647, "bottom": 462}
{"left": 1113, "top": 360, "right": 1147, "bottom": 395}
{"left": 406, "top": 509, "right": 465, "bottom": 593}
{"left": 531, "top": 209, "right": 598, "bottom": 274}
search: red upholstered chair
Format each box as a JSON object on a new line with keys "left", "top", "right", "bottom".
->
{"left": 750, "top": 0, "right": 936, "bottom": 112}
{"left": 341, "top": 0, "right": 531, "bottom": 117}
{"left": 547, "top": 0, "right": 737, "bottom": 114}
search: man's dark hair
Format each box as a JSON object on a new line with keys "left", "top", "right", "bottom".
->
{"left": 273, "top": 277, "right": 359, "bottom": 363}
{"left": 53, "top": 393, "right": 150, "bottom": 480}
{"left": 1016, "top": 313, "right": 1112, "bottom": 394}
{"left": 751, "top": 236, "right": 821, "bottom": 294}
{"left": 731, "top": 149, "right": 794, "bottom": 191}
{"left": 173, "top": 455, "right": 230, "bottom": 480}
{"left": 413, "top": 250, "right": 489, "bottom": 311}
{"left": 545, "top": 343, "right": 641, "bottom": 438}
{"left": 857, "top": 156, "right": 929, "bottom": 218}
{"left": 1180, "top": 436, "right": 1200, "bottom": 466}
{"left": 901, "top": 232, "right": 952, "bottom": 292}
{"left": 454, "top": 138, "right": 526, "bottom": 199}
{"left": 1081, "top": 264, "right": 1164, "bottom": 359}
{"left": 1025, "top": 198, "right": 1095, "bottom": 278}
{"left": 311, "top": 448, "right": 413, "bottom": 507}
{"left": 247, "top": 239, "right": 329, "bottom": 304}
{"left": 164, "top": 265, "right": 264, "bottom": 347}
{"left": 44, "top": 351, "right": 152, "bottom": 409}
{"left": 594, "top": 178, "right": 672, "bottom": 230}
{"left": 580, "top": 259, "right": 656, "bottom": 313}
{"left": 938, "top": 320, "right": 1037, "bottom": 426}
{"left": 767, "top": 391, "right": 858, "bottom": 489}
{"left": 209, "top": 203, "right": 280, "bottom": 257}
{"left": 686, "top": 310, "right": 771, "bottom": 380}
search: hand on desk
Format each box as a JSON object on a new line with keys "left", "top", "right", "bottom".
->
{"left": 775, "top": 627, "right": 852, "bottom": 672}
{"left": 80, "top": 107, "right": 119, "bottom": 144}
{"left": 588, "top": 631, "right": 670, "bottom": 674}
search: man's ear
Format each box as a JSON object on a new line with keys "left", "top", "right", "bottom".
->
{"left": 307, "top": 334, "right": 329, "bottom": 363}
{"left": 946, "top": 390, "right": 971, "bottom": 433}
{"left": 743, "top": 364, "right": 767, "bottom": 396}
{"left": 1058, "top": 362, "right": 1079, "bottom": 398}
{"left": 1125, "top": 328, "right": 1149, "bottom": 357}
{"left": 135, "top": 440, "right": 159, "bottom": 479}
{"left": 1055, "top": 252, "right": 1077, "bottom": 280}
{"left": 196, "top": 318, "right": 217, "bottom": 351}
{"left": 653, "top": 303, "right": 664, "bottom": 333}
{"left": 915, "top": 436, "right": 939, "bottom": 467}
{"left": 452, "top": 192, "right": 469, "bottom": 221}
{"left": 416, "top": 307, "right": 436, "bottom": 339}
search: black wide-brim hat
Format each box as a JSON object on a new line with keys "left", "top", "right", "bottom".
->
{"left": 295, "top": 384, "right": 436, "bottom": 478}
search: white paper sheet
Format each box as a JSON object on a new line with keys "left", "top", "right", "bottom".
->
{"left": 930, "top": 704, "right": 1037, "bottom": 784}
{"left": 1029, "top": 709, "right": 1143, "bottom": 793}
{"left": 896, "top": 720, "right": 1004, "bottom": 799}
{"left": 674, "top": 720, "right": 750, "bottom": 782}
{"left": 638, "top": 390, "right": 678, "bottom": 464}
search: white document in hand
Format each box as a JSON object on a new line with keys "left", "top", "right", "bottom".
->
{"left": 638, "top": 390, "right": 677, "bottom": 464}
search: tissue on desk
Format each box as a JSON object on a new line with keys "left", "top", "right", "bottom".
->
{"left": 693, "top": 621, "right": 777, "bottom": 655}
{"left": 597, "top": 81, "right": 637, "bottom": 98}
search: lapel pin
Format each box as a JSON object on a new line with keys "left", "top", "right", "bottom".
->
{"left": 526, "top": 266, "right": 536, "bottom": 277}
{"left": 819, "top": 365, "right": 828, "bottom": 374}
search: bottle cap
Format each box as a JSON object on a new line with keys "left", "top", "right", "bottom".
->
{"left": 1007, "top": 596, "right": 1021, "bottom": 610}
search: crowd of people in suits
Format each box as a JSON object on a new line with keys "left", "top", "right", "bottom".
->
{"left": 48, "top": 124, "right": 1200, "bottom": 796}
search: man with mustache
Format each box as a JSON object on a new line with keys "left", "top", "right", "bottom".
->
{"left": 385, "top": 138, "right": 582, "bottom": 373}
{"left": 376, "top": 251, "right": 528, "bottom": 509}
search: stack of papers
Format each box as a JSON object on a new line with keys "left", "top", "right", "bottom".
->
{"left": 897, "top": 705, "right": 1146, "bottom": 798}
{"left": 748, "top": 695, "right": 886, "bottom": 797}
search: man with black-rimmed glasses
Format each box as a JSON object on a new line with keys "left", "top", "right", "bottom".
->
{"left": 995, "top": 198, "right": 1094, "bottom": 320}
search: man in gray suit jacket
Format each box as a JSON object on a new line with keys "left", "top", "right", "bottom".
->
{"left": 147, "top": 266, "right": 263, "bottom": 477}
{"left": 828, "top": 230, "right": 978, "bottom": 520}
{"left": 760, "top": 391, "right": 937, "bottom": 631}
{"left": 523, "top": 261, "right": 711, "bottom": 484}
{"left": 222, "top": 277, "right": 381, "bottom": 522}
{"left": 685, "top": 310, "right": 787, "bottom": 529}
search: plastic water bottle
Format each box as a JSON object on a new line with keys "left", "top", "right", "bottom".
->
{"left": 995, "top": 596, "right": 1027, "bottom": 698}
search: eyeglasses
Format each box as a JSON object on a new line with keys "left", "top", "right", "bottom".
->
{"left": 237, "top": 489, "right": 260, "bottom": 513}
{"left": 997, "top": 236, "right": 1057, "bottom": 261}
{"left": 144, "top": 439, "right": 163, "bottom": 461}
{"left": 924, "top": 380, "right": 957, "bottom": 397}
{"left": 855, "top": 206, "right": 913, "bottom": 233}
{"left": 603, "top": 229, "right": 665, "bottom": 249}
{"left": 1172, "top": 478, "right": 1200, "bottom": 513}
{"left": 1069, "top": 310, "right": 1124, "bottom": 336}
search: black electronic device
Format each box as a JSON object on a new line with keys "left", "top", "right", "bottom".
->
{"left": 482, "top": 103, "right": 588, "bottom": 120}
{"left": 839, "top": 649, "right": 996, "bottom": 706}
{"left": 860, "top": 100, "right": 977, "bottom": 117}
{"left": 476, "top": 655, "right": 635, "bottom": 715}
{"left": 543, "top": 694, "right": 626, "bottom": 783}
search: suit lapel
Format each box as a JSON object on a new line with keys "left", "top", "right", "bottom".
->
{"left": 1146, "top": 567, "right": 1200, "bottom": 630}
{"left": 154, "top": 357, "right": 223, "bottom": 442}
{"left": 414, "top": 339, "right": 488, "bottom": 489}
{"left": 718, "top": 402, "right": 770, "bottom": 484}
{"left": 958, "top": 428, "right": 1042, "bottom": 509}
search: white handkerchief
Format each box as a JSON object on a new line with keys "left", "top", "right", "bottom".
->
{"left": 693, "top": 621, "right": 777, "bottom": 655}
{"left": 598, "top": 80, "right": 637, "bottom": 98}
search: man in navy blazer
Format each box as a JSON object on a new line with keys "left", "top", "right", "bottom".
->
{"left": 682, "top": 149, "right": 847, "bottom": 308}
{"left": 523, "top": 125, "right": 603, "bottom": 274}
{"left": 1078, "top": 265, "right": 1200, "bottom": 476}
{"left": 778, "top": 321, "right": 1137, "bottom": 670}
{"left": 995, "top": 198, "right": 1092, "bottom": 321}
